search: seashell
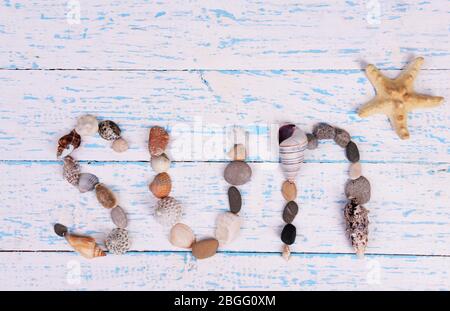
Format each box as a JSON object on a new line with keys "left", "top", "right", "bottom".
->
{"left": 95, "top": 183, "right": 118, "bottom": 209}
{"left": 98, "top": 120, "right": 121, "bottom": 141}
{"left": 334, "top": 127, "right": 351, "bottom": 148}
{"left": 75, "top": 114, "right": 98, "bottom": 136}
{"left": 224, "top": 161, "right": 252, "bottom": 186}
{"left": 279, "top": 124, "right": 296, "bottom": 144}
{"left": 65, "top": 233, "right": 106, "bottom": 259}
{"left": 313, "top": 123, "right": 336, "bottom": 140}
{"left": 281, "top": 181, "right": 297, "bottom": 201}
{"left": 111, "top": 206, "right": 128, "bottom": 228}
{"left": 215, "top": 212, "right": 242, "bottom": 246}
{"left": 78, "top": 173, "right": 99, "bottom": 193}
{"left": 149, "top": 126, "right": 169, "bottom": 156}
{"left": 281, "top": 223, "right": 296, "bottom": 245}
{"left": 349, "top": 162, "right": 362, "bottom": 180}
{"left": 282, "top": 201, "right": 299, "bottom": 224}
{"left": 346, "top": 141, "right": 360, "bottom": 163}
{"left": 169, "top": 223, "right": 195, "bottom": 248}
{"left": 111, "top": 137, "right": 129, "bottom": 153}
{"left": 344, "top": 199, "right": 369, "bottom": 257}
{"left": 105, "top": 228, "right": 131, "bottom": 255}
{"left": 227, "top": 144, "right": 246, "bottom": 161}
{"left": 227, "top": 186, "right": 242, "bottom": 214}
{"left": 279, "top": 127, "right": 307, "bottom": 182}
{"left": 53, "top": 223, "right": 68, "bottom": 237}
{"left": 57, "top": 130, "right": 81, "bottom": 158}
{"left": 345, "top": 176, "right": 371, "bottom": 204}
{"left": 62, "top": 156, "right": 80, "bottom": 186}
{"left": 306, "top": 133, "right": 318, "bottom": 150}
{"left": 149, "top": 172, "right": 172, "bottom": 198}
{"left": 154, "top": 196, "right": 183, "bottom": 226}
{"left": 282, "top": 244, "right": 291, "bottom": 261}
{"left": 191, "top": 239, "right": 219, "bottom": 260}
{"left": 151, "top": 153, "right": 171, "bottom": 173}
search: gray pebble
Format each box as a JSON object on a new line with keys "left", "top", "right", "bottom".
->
{"left": 283, "top": 201, "right": 299, "bottom": 223}
{"left": 111, "top": 206, "right": 128, "bottom": 228}
{"left": 54, "top": 223, "right": 68, "bottom": 237}
{"left": 228, "top": 186, "right": 242, "bottom": 214}
{"left": 346, "top": 141, "right": 360, "bottom": 163}
{"left": 334, "top": 128, "right": 351, "bottom": 148}
{"left": 313, "top": 123, "right": 335, "bottom": 140}
{"left": 224, "top": 161, "right": 252, "bottom": 186}
{"left": 306, "top": 133, "right": 318, "bottom": 150}
{"left": 345, "top": 176, "right": 371, "bottom": 204}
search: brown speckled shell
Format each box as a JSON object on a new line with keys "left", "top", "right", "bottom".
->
{"left": 98, "top": 120, "right": 121, "bottom": 141}
{"left": 95, "top": 183, "right": 118, "bottom": 209}
{"left": 149, "top": 126, "right": 169, "bottom": 156}
{"left": 62, "top": 156, "right": 80, "bottom": 186}
{"left": 149, "top": 172, "right": 172, "bottom": 198}
{"left": 65, "top": 234, "right": 106, "bottom": 259}
{"left": 344, "top": 200, "right": 369, "bottom": 257}
{"left": 57, "top": 130, "right": 81, "bottom": 157}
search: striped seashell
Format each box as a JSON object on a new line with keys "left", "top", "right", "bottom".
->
{"left": 149, "top": 172, "right": 172, "bottom": 198}
{"left": 62, "top": 156, "right": 80, "bottom": 186}
{"left": 279, "top": 127, "right": 308, "bottom": 182}
{"left": 57, "top": 130, "right": 81, "bottom": 158}
{"left": 78, "top": 173, "right": 99, "bottom": 193}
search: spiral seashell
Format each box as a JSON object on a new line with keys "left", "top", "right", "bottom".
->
{"left": 279, "top": 127, "right": 307, "bottom": 182}
{"left": 62, "top": 156, "right": 80, "bottom": 186}
{"left": 105, "top": 228, "right": 131, "bottom": 255}
{"left": 149, "top": 172, "right": 172, "bottom": 198}
{"left": 149, "top": 126, "right": 169, "bottom": 156}
{"left": 65, "top": 233, "right": 106, "bottom": 259}
{"left": 344, "top": 199, "right": 369, "bottom": 257}
{"left": 57, "top": 130, "right": 81, "bottom": 158}
{"left": 215, "top": 212, "right": 242, "bottom": 246}
{"left": 98, "top": 120, "right": 121, "bottom": 141}
{"left": 78, "top": 173, "right": 99, "bottom": 193}
{"left": 154, "top": 196, "right": 183, "bottom": 226}
{"left": 75, "top": 114, "right": 99, "bottom": 136}
{"left": 151, "top": 153, "right": 171, "bottom": 173}
{"left": 95, "top": 183, "right": 118, "bottom": 209}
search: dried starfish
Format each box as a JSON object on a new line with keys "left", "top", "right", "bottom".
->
{"left": 358, "top": 57, "right": 444, "bottom": 139}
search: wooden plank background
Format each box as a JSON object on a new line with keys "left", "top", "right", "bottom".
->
{"left": 0, "top": 0, "right": 449, "bottom": 290}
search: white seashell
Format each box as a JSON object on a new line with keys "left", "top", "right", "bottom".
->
{"left": 279, "top": 127, "right": 307, "bottom": 182}
{"left": 75, "top": 115, "right": 99, "bottom": 136}
{"left": 151, "top": 154, "right": 171, "bottom": 173}
{"left": 215, "top": 212, "right": 242, "bottom": 246}
{"left": 78, "top": 173, "right": 99, "bottom": 193}
{"left": 154, "top": 197, "right": 183, "bottom": 226}
{"left": 169, "top": 223, "right": 195, "bottom": 248}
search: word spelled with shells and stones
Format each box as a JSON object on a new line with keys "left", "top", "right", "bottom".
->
{"left": 148, "top": 126, "right": 251, "bottom": 259}
{"left": 53, "top": 115, "right": 131, "bottom": 258}
{"left": 279, "top": 123, "right": 370, "bottom": 260}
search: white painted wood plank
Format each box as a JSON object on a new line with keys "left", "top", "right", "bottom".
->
{"left": 1, "top": 161, "right": 448, "bottom": 255}
{"left": 0, "top": 1, "right": 449, "bottom": 70}
{"left": 0, "top": 70, "right": 448, "bottom": 162}
{"left": 0, "top": 252, "right": 448, "bottom": 290}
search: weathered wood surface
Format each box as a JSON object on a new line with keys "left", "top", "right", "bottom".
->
{"left": 0, "top": 70, "right": 448, "bottom": 162}
{"left": 0, "top": 1, "right": 449, "bottom": 70}
{"left": 1, "top": 252, "right": 449, "bottom": 291}
{"left": 0, "top": 161, "right": 448, "bottom": 255}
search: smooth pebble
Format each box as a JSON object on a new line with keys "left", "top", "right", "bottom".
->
{"left": 281, "top": 181, "right": 297, "bottom": 201}
{"left": 215, "top": 212, "right": 241, "bottom": 246}
{"left": 349, "top": 162, "right": 362, "bottom": 180}
{"left": 227, "top": 186, "right": 242, "bottom": 214}
{"left": 283, "top": 201, "right": 299, "bottom": 224}
{"left": 169, "top": 223, "right": 195, "bottom": 248}
{"left": 306, "top": 133, "right": 318, "bottom": 150}
{"left": 95, "top": 183, "right": 118, "bottom": 209}
{"left": 313, "top": 123, "right": 335, "bottom": 140}
{"left": 224, "top": 161, "right": 252, "bottom": 186}
{"left": 345, "top": 176, "right": 371, "bottom": 204}
{"left": 346, "top": 141, "right": 360, "bottom": 163}
{"left": 334, "top": 128, "right": 351, "bottom": 147}
{"left": 54, "top": 223, "right": 68, "bottom": 237}
{"left": 192, "top": 239, "right": 219, "bottom": 260}
{"left": 111, "top": 206, "right": 128, "bottom": 228}
{"left": 281, "top": 223, "right": 296, "bottom": 245}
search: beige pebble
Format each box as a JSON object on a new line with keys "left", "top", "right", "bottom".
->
{"left": 282, "top": 180, "right": 297, "bottom": 201}
{"left": 349, "top": 162, "right": 362, "bottom": 180}
{"left": 192, "top": 239, "right": 219, "bottom": 259}
{"left": 112, "top": 137, "right": 129, "bottom": 153}
{"left": 282, "top": 244, "right": 291, "bottom": 261}
{"left": 95, "top": 183, "right": 118, "bottom": 209}
{"left": 227, "top": 144, "right": 246, "bottom": 161}
{"left": 169, "top": 223, "right": 195, "bottom": 248}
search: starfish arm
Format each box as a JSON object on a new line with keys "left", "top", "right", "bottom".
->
{"left": 365, "top": 64, "right": 389, "bottom": 91}
{"left": 397, "top": 57, "right": 424, "bottom": 88}
{"left": 406, "top": 93, "right": 444, "bottom": 110}
{"left": 388, "top": 107, "right": 410, "bottom": 140}
{"left": 358, "top": 98, "right": 391, "bottom": 118}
